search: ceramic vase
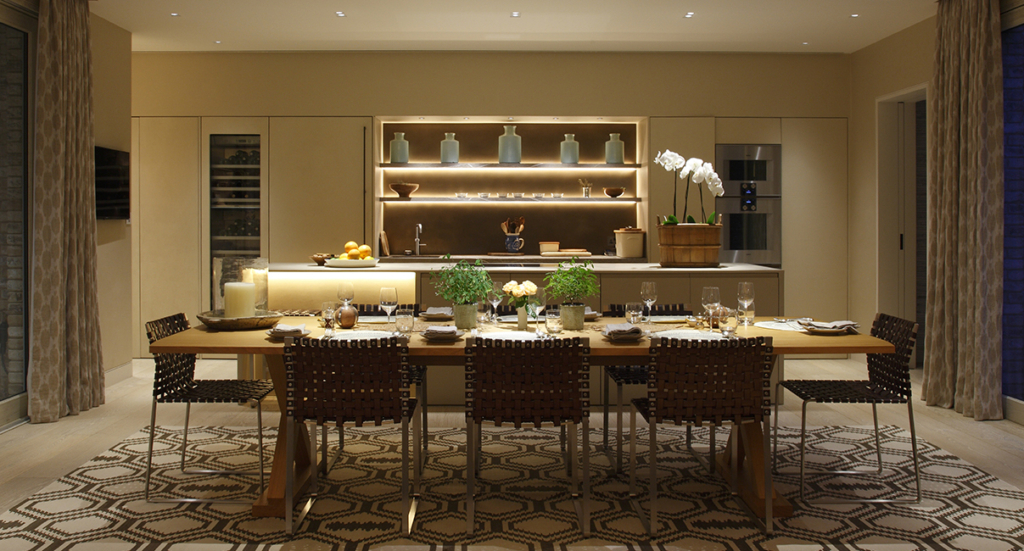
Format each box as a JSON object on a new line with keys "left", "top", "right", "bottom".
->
{"left": 561, "top": 304, "right": 586, "bottom": 330}
{"left": 390, "top": 132, "right": 409, "bottom": 163}
{"left": 605, "top": 133, "right": 624, "bottom": 164}
{"left": 333, "top": 302, "right": 359, "bottom": 329}
{"left": 498, "top": 125, "right": 522, "bottom": 164}
{"left": 440, "top": 132, "right": 459, "bottom": 163}
{"left": 560, "top": 134, "right": 579, "bottom": 164}
{"left": 517, "top": 306, "right": 529, "bottom": 331}
{"left": 454, "top": 303, "right": 478, "bottom": 330}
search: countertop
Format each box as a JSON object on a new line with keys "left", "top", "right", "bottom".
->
{"left": 271, "top": 260, "right": 783, "bottom": 274}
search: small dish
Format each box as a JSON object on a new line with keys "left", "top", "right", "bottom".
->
{"left": 266, "top": 328, "right": 311, "bottom": 340}
{"left": 389, "top": 182, "right": 419, "bottom": 197}
{"left": 420, "top": 329, "right": 464, "bottom": 342}
{"left": 455, "top": 192, "right": 468, "bottom": 199}
{"left": 478, "top": 192, "right": 490, "bottom": 198}
{"left": 604, "top": 187, "right": 625, "bottom": 198}
{"left": 533, "top": 193, "right": 545, "bottom": 198}
{"left": 551, "top": 193, "right": 563, "bottom": 198}
{"left": 496, "top": 193, "right": 508, "bottom": 199}
{"left": 513, "top": 192, "right": 524, "bottom": 198}
{"left": 310, "top": 253, "right": 332, "bottom": 266}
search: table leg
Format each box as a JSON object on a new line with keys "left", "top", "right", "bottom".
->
{"left": 252, "top": 354, "right": 313, "bottom": 518}
{"left": 717, "top": 421, "right": 793, "bottom": 518}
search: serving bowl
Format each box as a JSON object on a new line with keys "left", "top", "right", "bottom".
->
{"left": 389, "top": 182, "right": 419, "bottom": 197}
{"left": 310, "top": 253, "right": 332, "bottom": 266}
{"left": 604, "top": 187, "right": 625, "bottom": 198}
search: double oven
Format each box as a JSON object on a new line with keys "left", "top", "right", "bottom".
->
{"left": 715, "top": 144, "right": 782, "bottom": 267}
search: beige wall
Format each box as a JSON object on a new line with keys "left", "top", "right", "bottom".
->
{"left": 91, "top": 14, "right": 132, "bottom": 374}
{"left": 848, "top": 18, "right": 935, "bottom": 329}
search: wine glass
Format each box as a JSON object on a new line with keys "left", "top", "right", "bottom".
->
{"left": 737, "top": 281, "right": 755, "bottom": 326}
{"left": 640, "top": 281, "right": 657, "bottom": 322}
{"left": 488, "top": 282, "right": 503, "bottom": 325}
{"left": 701, "top": 286, "right": 721, "bottom": 329}
{"left": 380, "top": 287, "right": 399, "bottom": 329}
{"left": 337, "top": 281, "right": 355, "bottom": 305}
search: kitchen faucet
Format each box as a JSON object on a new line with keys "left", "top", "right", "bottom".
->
{"left": 414, "top": 224, "right": 426, "bottom": 255}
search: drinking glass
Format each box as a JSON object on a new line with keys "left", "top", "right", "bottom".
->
{"left": 488, "top": 282, "right": 503, "bottom": 325}
{"left": 737, "top": 281, "right": 755, "bottom": 325}
{"left": 395, "top": 308, "right": 415, "bottom": 334}
{"left": 545, "top": 306, "right": 563, "bottom": 335}
{"left": 625, "top": 302, "right": 644, "bottom": 325}
{"left": 701, "top": 286, "right": 721, "bottom": 327}
{"left": 380, "top": 287, "right": 399, "bottom": 328}
{"left": 640, "top": 281, "right": 657, "bottom": 322}
{"left": 321, "top": 301, "right": 337, "bottom": 338}
{"left": 719, "top": 308, "right": 738, "bottom": 337}
{"left": 337, "top": 281, "right": 355, "bottom": 305}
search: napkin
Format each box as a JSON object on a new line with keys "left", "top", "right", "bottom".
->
{"left": 604, "top": 323, "right": 643, "bottom": 337}
{"left": 270, "top": 323, "right": 306, "bottom": 336}
{"left": 422, "top": 325, "right": 458, "bottom": 336}
{"left": 425, "top": 307, "right": 453, "bottom": 316}
{"left": 800, "top": 320, "right": 859, "bottom": 330}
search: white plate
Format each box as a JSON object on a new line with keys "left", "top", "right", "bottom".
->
{"left": 480, "top": 331, "right": 543, "bottom": 341}
{"left": 649, "top": 315, "right": 690, "bottom": 324}
{"left": 419, "top": 313, "right": 454, "bottom": 321}
{"left": 652, "top": 329, "right": 722, "bottom": 340}
{"left": 419, "top": 329, "right": 464, "bottom": 342}
{"left": 325, "top": 257, "right": 378, "bottom": 268}
{"left": 358, "top": 316, "right": 390, "bottom": 324}
{"left": 498, "top": 314, "right": 542, "bottom": 323}
{"left": 266, "top": 329, "right": 311, "bottom": 339}
{"left": 331, "top": 330, "right": 395, "bottom": 340}
{"left": 803, "top": 326, "right": 854, "bottom": 335}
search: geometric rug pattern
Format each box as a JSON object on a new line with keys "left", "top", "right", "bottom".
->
{"left": 2, "top": 424, "right": 1024, "bottom": 550}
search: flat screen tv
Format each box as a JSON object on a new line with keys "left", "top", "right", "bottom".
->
{"left": 95, "top": 146, "right": 130, "bottom": 220}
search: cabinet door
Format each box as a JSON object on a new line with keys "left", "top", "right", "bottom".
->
{"left": 781, "top": 118, "right": 848, "bottom": 321}
{"left": 649, "top": 118, "right": 715, "bottom": 260}
{"left": 136, "top": 117, "right": 202, "bottom": 356}
{"left": 269, "top": 117, "right": 371, "bottom": 262}
{"left": 689, "top": 274, "right": 781, "bottom": 317}
{"left": 599, "top": 274, "right": 693, "bottom": 313}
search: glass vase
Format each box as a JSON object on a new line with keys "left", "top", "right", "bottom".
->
{"left": 517, "top": 306, "right": 529, "bottom": 331}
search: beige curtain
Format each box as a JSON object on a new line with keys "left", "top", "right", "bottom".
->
{"left": 923, "top": 0, "right": 1004, "bottom": 420}
{"left": 29, "top": 0, "right": 104, "bottom": 422}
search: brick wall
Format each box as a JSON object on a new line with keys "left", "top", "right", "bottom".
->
{"left": 1003, "top": 26, "right": 1024, "bottom": 401}
{"left": 0, "top": 23, "right": 27, "bottom": 400}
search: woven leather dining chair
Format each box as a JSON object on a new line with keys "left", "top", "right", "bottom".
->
{"left": 601, "top": 303, "right": 691, "bottom": 472}
{"left": 283, "top": 336, "right": 422, "bottom": 535}
{"left": 772, "top": 313, "right": 921, "bottom": 504}
{"left": 144, "top": 313, "right": 275, "bottom": 504}
{"left": 464, "top": 336, "right": 591, "bottom": 536}
{"left": 629, "top": 336, "right": 774, "bottom": 535}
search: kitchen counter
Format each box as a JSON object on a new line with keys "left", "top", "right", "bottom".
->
{"left": 271, "top": 260, "right": 782, "bottom": 274}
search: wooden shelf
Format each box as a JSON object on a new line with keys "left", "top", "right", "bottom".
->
{"left": 379, "top": 197, "right": 639, "bottom": 203}
{"left": 380, "top": 162, "right": 639, "bottom": 169}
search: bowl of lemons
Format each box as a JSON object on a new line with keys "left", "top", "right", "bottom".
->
{"left": 325, "top": 241, "right": 378, "bottom": 268}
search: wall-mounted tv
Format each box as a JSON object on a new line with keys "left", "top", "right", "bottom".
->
{"left": 95, "top": 146, "right": 130, "bottom": 220}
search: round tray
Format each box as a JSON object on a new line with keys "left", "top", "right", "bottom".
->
{"left": 325, "top": 257, "right": 378, "bottom": 268}
{"left": 197, "top": 310, "right": 284, "bottom": 331}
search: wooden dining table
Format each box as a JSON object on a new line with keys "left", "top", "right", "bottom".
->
{"left": 149, "top": 315, "right": 894, "bottom": 519}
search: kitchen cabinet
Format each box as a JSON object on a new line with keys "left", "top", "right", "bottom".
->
{"left": 268, "top": 117, "right": 372, "bottom": 262}
{"left": 715, "top": 118, "right": 782, "bottom": 144}
{"left": 375, "top": 119, "right": 646, "bottom": 258}
{"left": 134, "top": 117, "right": 203, "bottom": 356}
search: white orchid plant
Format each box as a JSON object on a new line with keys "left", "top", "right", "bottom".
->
{"left": 653, "top": 150, "right": 725, "bottom": 225}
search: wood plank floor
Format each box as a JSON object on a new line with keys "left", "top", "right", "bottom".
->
{"left": 1, "top": 357, "right": 1023, "bottom": 515}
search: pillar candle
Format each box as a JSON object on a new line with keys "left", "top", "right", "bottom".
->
{"left": 223, "top": 282, "right": 256, "bottom": 318}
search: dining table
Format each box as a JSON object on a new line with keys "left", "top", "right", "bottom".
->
{"left": 149, "top": 315, "right": 894, "bottom": 520}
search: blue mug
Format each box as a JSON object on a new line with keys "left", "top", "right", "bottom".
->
{"left": 505, "top": 234, "right": 525, "bottom": 253}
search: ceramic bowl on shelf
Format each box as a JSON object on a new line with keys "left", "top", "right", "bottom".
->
{"left": 533, "top": 193, "right": 545, "bottom": 198}
{"left": 478, "top": 192, "right": 490, "bottom": 198}
{"left": 310, "top": 253, "right": 332, "bottom": 266}
{"left": 604, "top": 187, "right": 625, "bottom": 198}
{"left": 389, "top": 182, "right": 419, "bottom": 197}
{"left": 455, "top": 192, "right": 468, "bottom": 199}
{"left": 551, "top": 193, "right": 563, "bottom": 198}
{"left": 513, "top": 192, "right": 524, "bottom": 199}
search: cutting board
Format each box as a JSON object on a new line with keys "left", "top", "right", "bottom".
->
{"left": 541, "top": 251, "right": 592, "bottom": 257}
{"left": 487, "top": 252, "right": 525, "bottom": 256}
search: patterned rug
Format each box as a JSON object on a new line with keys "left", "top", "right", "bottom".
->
{"left": 2, "top": 423, "right": 1024, "bottom": 551}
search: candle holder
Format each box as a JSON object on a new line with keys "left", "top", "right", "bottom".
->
{"left": 213, "top": 257, "right": 269, "bottom": 318}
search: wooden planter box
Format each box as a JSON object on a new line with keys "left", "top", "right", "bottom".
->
{"left": 658, "top": 224, "right": 722, "bottom": 268}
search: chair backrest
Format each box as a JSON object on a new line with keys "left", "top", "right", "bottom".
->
{"left": 284, "top": 336, "right": 412, "bottom": 426}
{"left": 867, "top": 313, "right": 919, "bottom": 400}
{"left": 465, "top": 337, "right": 590, "bottom": 428}
{"left": 604, "top": 303, "right": 691, "bottom": 316}
{"left": 145, "top": 313, "right": 197, "bottom": 400}
{"left": 648, "top": 336, "right": 773, "bottom": 426}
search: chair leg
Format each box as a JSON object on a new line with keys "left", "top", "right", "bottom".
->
{"left": 708, "top": 425, "right": 716, "bottom": 474}
{"left": 772, "top": 383, "right": 783, "bottom": 473}
{"left": 401, "top": 415, "right": 413, "bottom": 535}
{"left": 420, "top": 375, "right": 429, "bottom": 455}
{"left": 286, "top": 416, "right": 296, "bottom": 534}
{"left": 649, "top": 420, "right": 658, "bottom": 536}
{"left": 871, "top": 403, "right": 884, "bottom": 474}
{"left": 466, "top": 418, "right": 476, "bottom": 535}
{"left": 568, "top": 422, "right": 578, "bottom": 498}
{"left": 256, "top": 400, "right": 265, "bottom": 492}
{"left": 628, "top": 407, "right": 638, "bottom": 498}
{"left": 603, "top": 368, "right": 611, "bottom": 453}
{"left": 799, "top": 399, "right": 810, "bottom": 502}
{"left": 908, "top": 401, "right": 922, "bottom": 503}
{"left": 145, "top": 399, "right": 158, "bottom": 502}
{"left": 763, "top": 417, "right": 773, "bottom": 534}
{"left": 180, "top": 402, "right": 191, "bottom": 471}
{"left": 582, "top": 417, "right": 590, "bottom": 536}
{"left": 616, "top": 380, "right": 624, "bottom": 474}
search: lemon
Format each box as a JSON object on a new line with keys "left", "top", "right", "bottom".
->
{"left": 358, "top": 244, "right": 372, "bottom": 258}
{"left": 346, "top": 249, "right": 361, "bottom": 259}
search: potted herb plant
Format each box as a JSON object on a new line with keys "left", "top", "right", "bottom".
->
{"left": 543, "top": 258, "right": 599, "bottom": 330}
{"left": 653, "top": 150, "right": 726, "bottom": 267}
{"left": 430, "top": 257, "right": 493, "bottom": 329}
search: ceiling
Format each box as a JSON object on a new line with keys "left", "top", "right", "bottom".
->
{"left": 89, "top": 0, "right": 937, "bottom": 54}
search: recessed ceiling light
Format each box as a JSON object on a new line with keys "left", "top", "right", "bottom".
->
{"left": 552, "top": 117, "right": 558, "bottom": 120}
{"left": 508, "top": 117, "right": 515, "bottom": 120}
{"left": 511, "top": 11, "right": 521, "bottom": 17}
{"left": 215, "top": 40, "right": 222, "bottom": 44}
{"left": 802, "top": 42, "right": 809, "bottom": 45}
{"left": 418, "top": 117, "right": 425, "bottom": 120}
{"left": 850, "top": 13, "right": 859, "bottom": 18}
{"left": 463, "top": 117, "right": 470, "bottom": 120}
{"left": 336, "top": 11, "right": 345, "bottom": 17}
{"left": 170, "top": 12, "right": 179, "bottom": 17}
{"left": 685, "top": 12, "right": 694, "bottom": 18}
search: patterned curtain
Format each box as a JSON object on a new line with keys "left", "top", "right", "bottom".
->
{"left": 923, "top": 0, "right": 1004, "bottom": 420}
{"left": 29, "top": 0, "right": 104, "bottom": 422}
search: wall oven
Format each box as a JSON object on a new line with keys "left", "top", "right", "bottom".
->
{"left": 715, "top": 144, "right": 782, "bottom": 267}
